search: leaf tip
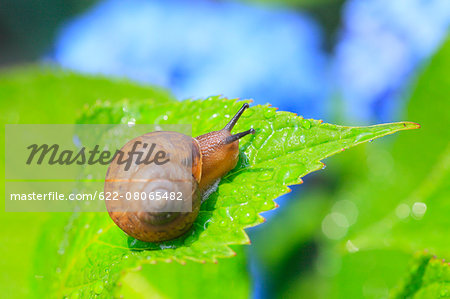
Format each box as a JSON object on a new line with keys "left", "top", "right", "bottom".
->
{"left": 402, "top": 121, "right": 421, "bottom": 130}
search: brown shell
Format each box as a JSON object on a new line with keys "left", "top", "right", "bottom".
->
{"left": 105, "top": 131, "right": 202, "bottom": 242}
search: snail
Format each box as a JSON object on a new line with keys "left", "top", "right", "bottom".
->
{"left": 105, "top": 103, "right": 254, "bottom": 242}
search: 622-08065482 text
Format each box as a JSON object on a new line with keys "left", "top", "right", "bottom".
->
{"left": 9, "top": 191, "right": 186, "bottom": 201}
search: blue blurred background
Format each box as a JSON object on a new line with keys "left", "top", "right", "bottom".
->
{"left": 1, "top": 0, "right": 449, "bottom": 298}
{"left": 3, "top": 0, "right": 449, "bottom": 124}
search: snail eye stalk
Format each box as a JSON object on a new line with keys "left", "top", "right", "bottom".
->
{"left": 223, "top": 103, "right": 250, "bottom": 131}
{"left": 224, "top": 128, "right": 255, "bottom": 144}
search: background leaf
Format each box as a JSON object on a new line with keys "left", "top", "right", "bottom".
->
{"left": 0, "top": 66, "right": 173, "bottom": 299}
{"left": 392, "top": 253, "right": 450, "bottom": 299}
{"left": 277, "top": 37, "right": 450, "bottom": 299}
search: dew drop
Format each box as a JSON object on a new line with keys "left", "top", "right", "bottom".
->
{"left": 243, "top": 108, "right": 255, "bottom": 117}
{"left": 355, "top": 132, "right": 374, "bottom": 142}
{"left": 257, "top": 171, "right": 273, "bottom": 181}
{"left": 264, "top": 108, "right": 276, "bottom": 119}
{"left": 277, "top": 167, "right": 303, "bottom": 185}
{"left": 301, "top": 119, "right": 311, "bottom": 129}
{"left": 234, "top": 206, "right": 256, "bottom": 224}
{"left": 127, "top": 118, "right": 136, "bottom": 127}
{"left": 93, "top": 281, "right": 104, "bottom": 294}
{"left": 260, "top": 200, "right": 274, "bottom": 211}
{"left": 235, "top": 191, "right": 248, "bottom": 203}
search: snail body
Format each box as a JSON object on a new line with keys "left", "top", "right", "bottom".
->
{"left": 105, "top": 103, "right": 254, "bottom": 242}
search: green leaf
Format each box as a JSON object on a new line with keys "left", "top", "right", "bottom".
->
{"left": 0, "top": 66, "right": 174, "bottom": 299}
{"left": 343, "top": 37, "right": 450, "bottom": 256}
{"left": 33, "top": 93, "right": 418, "bottom": 297}
{"left": 342, "top": 38, "right": 450, "bottom": 255}
{"left": 392, "top": 253, "right": 450, "bottom": 299}
{"left": 114, "top": 247, "right": 250, "bottom": 299}
{"left": 279, "top": 38, "right": 450, "bottom": 299}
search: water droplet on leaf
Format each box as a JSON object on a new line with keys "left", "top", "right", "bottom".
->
{"left": 243, "top": 108, "right": 254, "bottom": 118}
{"left": 257, "top": 171, "right": 273, "bottom": 181}
{"left": 233, "top": 206, "right": 256, "bottom": 224}
{"left": 264, "top": 108, "right": 276, "bottom": 119}
{"left": 301, "top": 119, "right": 311, "bottom": 129}
{"left": 127, "top": 118, "right": 136, "bottom": 127}
{"left": 93, "top": 281, "right": 104, "bottom": 294}
{"left": 355, "top": 132, "right": 375, "bottom": 142}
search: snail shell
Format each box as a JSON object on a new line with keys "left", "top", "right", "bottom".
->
{"left": 105, "top": 131, "right": 202, "bottom": 242}
{"left": 105, "top": 103, "right": 254, "bottom": 242}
